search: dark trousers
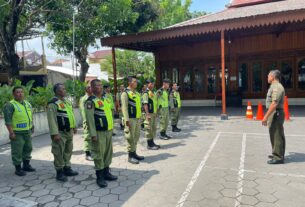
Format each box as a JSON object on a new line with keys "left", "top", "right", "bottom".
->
{"left": 269, "top": 110, "right": 286, "bottom": 160}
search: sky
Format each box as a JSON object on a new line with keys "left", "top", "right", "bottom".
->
{"left": 17, "top": 0, "right": 230, "bottom": 61}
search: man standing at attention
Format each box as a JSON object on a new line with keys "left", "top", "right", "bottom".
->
{"left": 121, "top": 76, "right": 144, "bottom": 164}
{"left": 84, "top": 79, "right": 118, "bottom": 188}
{"left": 4, "top": 86, "right": 36, "bottom": 176}
{"left": 157, "top": 79, "right": 172, "bottom": 140}
{"left": 79, "top": 85, "right": 93, "bottom": 161}
{"left": 142, "top": 80, "right": 160, "bottom": 150}
{"left": 170, "top": 83, "right": 182, "bottom": 132}
{"left": 47, "top": 83, "right": 78, "bottom": 182}
{"left": 262, "top": 70, "right": 286, "bottom": 164}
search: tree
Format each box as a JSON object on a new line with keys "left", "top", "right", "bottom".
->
{"left": 101, "top": 50, "right": 155, "bottom": 80}
{"left": 46, "top": 0, "right": 158, "bottom": 82}
{"left": 0, "top": 0, "right": 56, "bottom": 81}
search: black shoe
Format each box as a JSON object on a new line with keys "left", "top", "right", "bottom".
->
{"left": 56, "top": 169, "right": 68, "bottom": 182}
{"left": 134, "top": 152, "right": 144, "bottom": 160}
{"left": 15, "top": 165, "right": 26, "bottom": 176}
{"left": 23, "top": 160, "right": 36, "bottom": 172}
{"left": 128, "top": 152, "right": 139, "bottom": 164}
{"left": 160, "top": 132, "right": 169, "bottom": 140}
{"left": 120, "top": 124, "right": 125, "bottom": 130}
{"left": 63, "top": 166, "right": 79, "bottom": 176}
{"left": 267, "top": 159, "right": 284, "bottom": 164}
{"left": 165, "top": 134, "right": 172, "bottom": 139}
{"left": 147, "top": 140, "right": 159, "bottom": 150}
{"left": 172, "top": 125, "right": 181, "bottom": 132}
{"left": 85, "top": 151, "right": 93, "bottom": 161}
{"left": 96, "top": 170, "right": 107, "bottom": 188}
{"left": 103, "top": 167, "right": 118, "bottom": 181}
{"left": 152, "top": 140, "right": 161, "bottom": 149}
{"left": 113, "top": 132, "right": 116, "bottom": 136}
{"left": 268, "top": 155, "right": 273, "bottom": 159}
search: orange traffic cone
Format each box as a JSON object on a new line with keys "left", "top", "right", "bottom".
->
{"left": 246, "top": 101, "right": 253, "bottom": 120}
{"left": 256, "top": 102, "right": 264, "bottom": 121}
{"left": 284, "top": 96, "right": 290, "bottom": 121}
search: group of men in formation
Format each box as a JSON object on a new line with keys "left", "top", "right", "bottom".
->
{"left": 3, "top": 76, "right": 182, "bottom": 188}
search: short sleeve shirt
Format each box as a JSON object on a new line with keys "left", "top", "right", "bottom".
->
{"left": 266, "top": 82, "right": 285, "bottom": 109}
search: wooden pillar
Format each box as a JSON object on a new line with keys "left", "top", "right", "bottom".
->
{"left": 111, "top": 47, "right": 118, "bottom": 96}
{"left": 221, "top": 30, "right": 228, "bottom": 120}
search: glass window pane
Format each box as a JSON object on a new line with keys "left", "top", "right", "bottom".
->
{"left": 194, "top": 68, "right": 204, "bottom": 92}
{"left": 172, "top": 68, "right": 179, "bottom": 84}
{"left": 252, "top": 62, "right": 262, "bottom": 92}
{"left": 298, "top": 59, "right": 305, "bottom": 90}
{"left": 183, "top": 70, "right": 193, "bottom": 92}
{"left": 281, "top": 61, "right": 292, "bottom": 89}
{"left": 208, "top": 67, "right": 217, "bottom": 94}
{"left": 238, "top": 63, "right": 248, "bottom": 92}
{"left": 161, "top": 70, "right": 168, "bottom": 80}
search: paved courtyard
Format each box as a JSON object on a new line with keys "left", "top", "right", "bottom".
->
{"left": 1, "top": 107, "right": 305, "bottom": 207}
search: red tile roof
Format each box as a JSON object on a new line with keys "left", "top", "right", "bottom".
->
{"left": 89, "top": 50, "right": 112, "bottom": 59}
{"left": 229, "top": 0, "right": 280, "bottom": 8}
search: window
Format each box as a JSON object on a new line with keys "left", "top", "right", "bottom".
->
{"left": 208, "top": 66, "right": 217, "bottom": 93}
{"left": 252, "top": 62, "right": 263, "bottom": 92}
{"left": 161, "top": 70, "right": 168, "bottom": 81}
{"left": 239, "top": 63, "right": 248, "bottom": 92}
{"left": 194, "top": 68, "right": 204, "bottom": 92}
{"left": 183, "top": 70, "right": 193, "bottom": 92}
{"left": 172, "top": 68, "right": 179, "bottom": 84}
{"left": 281, "top": 61, "right": 292, "bottom": 89}
{"left": 298, "top": 59, "right": 305, "bottom": 90}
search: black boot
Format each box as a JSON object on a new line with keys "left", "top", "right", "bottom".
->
{"left": 103, "top": 167, "right": 118, "bottom": 181}
{"left": 56, "top": 169, "right": 67, "bottom": 182}
{"left": 128, "top": 152, "right": 139, "bottom": 164}
{"left": 152, "top": 139, "right": 161, "bottom": 149}
{"left": 85, "top": 151, "right": 93, "bottom": 161}
{"left": 63, "top": 166, "right": 79, "bottom": 176}
{"left": 134, "top": 152, "right": 144, "bottom": 161}
{"left": 15, "top": 165, "right": 26, "bottom": 176}
{"left": 96, "top": 170, "right": 107, "bottom": 188}
{"left": 120, "top": 123, "right": 124, "bottom": 130}
{"left": 23, "top": 160, "right": 36, "bottom": 172}
{"left": 147, "top": 140, "right": 159, "bottom": 150}
{"left": 176, "top": 126, "right": 181, "bottom": 131}
{"left": 165, "top": 133, "right": 172, "bottom": 139}
{"left": 160, "top": 132, "right": 169, "bottom": 140}
{"left": 172, "top": 125, "right": 181, "bottom": 132}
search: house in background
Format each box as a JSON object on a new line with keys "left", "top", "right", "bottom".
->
{"left": 88, "top": 50, "right": 112, "bottom": 64}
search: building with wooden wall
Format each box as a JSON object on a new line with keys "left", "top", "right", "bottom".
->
{"left": 101, "top": 0, "right": 305, "bottom": 108}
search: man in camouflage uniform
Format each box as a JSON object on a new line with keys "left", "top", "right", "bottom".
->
{"left": 157, "top": 79, "right": 172, "bottom": 140}
{"left": 262, "top": 70, "right": 286, "bottom": 164}
{"left": 47, "top": 83, "right": 78, "bottom": 182}
{"left": 142, "top": 80, "right": 160, "bottom": 150}
{"left": 4, "top": 86, "right": 36, "bottom": 176}
{"left": 79, "top": 85, "right": 93, "bottom": 161}
{"left": 170, "top": 83, "right": 182, "bottom": 132}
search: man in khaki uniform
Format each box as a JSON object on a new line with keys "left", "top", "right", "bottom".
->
{"left": 121, "top": 76, "right": 144, "bottom": 164}
{"left": 170, "top": 83, "right": 182, "bottom": 132}
{"left": 142, "top": 80, "right": 160, "bottom": 150}
{"left": 262, "top": 70, "right": 286, "bottom": 164}
{"left": 141, "top": 84, "right": 147, "bottom": 130}
{"left": 79, "top": 85, "right": 93, "bottom": 161}
{"left": 157, "top": 79, "right": 172, "bottom": 140}
{"left": 4, "top": 86, "right": 35, "bottom": 176}
{"left": 47, "top": 83, "right": 78, "bottom": 182}
{"left": 84, "top": 79, "right": 117, "bottom": 188}
{"left": 115, "top": 84, "right": 125, "bottom": 130}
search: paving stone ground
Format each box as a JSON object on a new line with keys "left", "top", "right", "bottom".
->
{"left": 1, "top": 107, "right": 305, "bottom": 207}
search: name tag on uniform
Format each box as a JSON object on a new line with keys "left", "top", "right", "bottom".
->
{"left": 16, "top": 123, "right": 27, "bottom": 128}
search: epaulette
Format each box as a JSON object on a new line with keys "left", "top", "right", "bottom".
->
{"left": 47, "top": 97, "right": 58, "bottom": 105}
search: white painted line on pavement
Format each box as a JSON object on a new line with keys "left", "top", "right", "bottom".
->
{"left": 176, "top": 132, "right": 221, "bottom": 207}
{"left": 235, "top": 133, "right": 247, "bottom": 207}
{"left": 221, "top": 132, "right": 305, "bottom": 138}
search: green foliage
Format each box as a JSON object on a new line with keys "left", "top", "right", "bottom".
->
{"left": 27, "top": 86, "right": 54, "bottom": 112}
{"left": 64, "top": 80, "right": 86, "bottom": 104}
{"left": 101, "top": 50, "right": 155, "bottom": 80}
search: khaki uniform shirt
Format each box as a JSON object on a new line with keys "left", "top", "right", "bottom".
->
{"left": 266, "top": 82, "right": 285, "bottom": 109}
